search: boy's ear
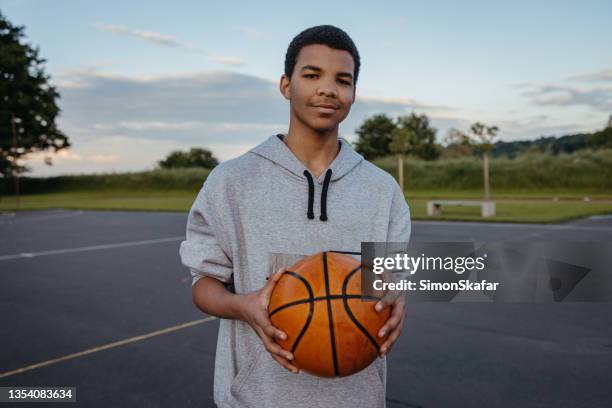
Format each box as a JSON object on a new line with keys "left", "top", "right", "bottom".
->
{"left": 279, "top": 74, "right": 291, "bottom": 100}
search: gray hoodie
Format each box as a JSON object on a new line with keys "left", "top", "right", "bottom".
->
{"left": 180, "top": 134, "right": 411, "bottom": 407}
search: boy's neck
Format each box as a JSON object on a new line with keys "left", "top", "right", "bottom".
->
{"left": 283, "top": 123, "right": 340, "bottom": 179}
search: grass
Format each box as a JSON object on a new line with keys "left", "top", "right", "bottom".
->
{"left": 1, "top": 190, "right": 611, "bottom": 223}
{"left": 0, "top": 191, "right": 197, "bottom": 212}
{"left": 406, "top": 197, "right": 612, "bottom": 223}
{"left": 403, "top": 189, "right": 612, "bottom": 200}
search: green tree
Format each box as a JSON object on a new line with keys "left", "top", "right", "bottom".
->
{"left": 0, "top": 11, "right": 69, "bottom": 182}
{"left": 389, "top": 113, "right": 439, "bottom": 191}
{"left": 442, "top": 128, "right": 474, "bottom": 158}
{"left": 353, "top": 114, "right": 396, "bottom": 159}
{"left": 453, "top": 122, "right": 499, "bottom": 201}
{"left": 158, "top": 147, "right": 219, "bottom": 169}
{"left": 396, "top": 113, "right": 439, "bottom": 161}
{"left": 389, "top": 124, "right": 413, "bottom": 192}
{"left": 589, "top": 126, "right": 612, "bottom": 149}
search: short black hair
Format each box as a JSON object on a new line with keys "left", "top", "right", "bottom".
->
{"left": 284, "top": 25, "right": 361, "bottom": 85}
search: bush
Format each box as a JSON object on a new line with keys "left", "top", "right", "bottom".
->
{"left": 374, "top": 149, "right": 612, "bottom": 190}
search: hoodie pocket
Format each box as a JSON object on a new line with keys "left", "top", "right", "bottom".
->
{"left": 226, "top": 350, "right": 386, "bottom": 408}
{"left": 228, "top": 348, "right": 265, "bottom": 398}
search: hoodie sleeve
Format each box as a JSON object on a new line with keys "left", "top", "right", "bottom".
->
{"left": 387, "top": 184, "right": 412, "bottom": 243}
{"left": 179, "top": 172, "right": 233, "bottom": 286}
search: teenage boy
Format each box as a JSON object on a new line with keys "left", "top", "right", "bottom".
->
{"left": 180, "top": 25, "right": 411, "bottom": 408}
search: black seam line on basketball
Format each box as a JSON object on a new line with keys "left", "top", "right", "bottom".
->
{"left": 268, "top": 294, "right": 382, "bottom": 317}
{"left": 322, "top": 252, "right": 340, "bottom": 377}
{"left": 342, "top": 265, "right": 382, "bottom": 351}
{"left": 281, "top": 271, "right": 315, "bottom": 355}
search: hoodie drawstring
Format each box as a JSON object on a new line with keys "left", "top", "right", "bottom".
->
{"left": 303, "top": 170, "right": 315, "bottom": 220}
{"left": 320, "top": 169, "right": 332, "bottom": 221}
{"left": 303, "top": 169, "right": 332, "bottom": 222}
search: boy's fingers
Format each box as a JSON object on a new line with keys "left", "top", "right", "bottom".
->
{"left": 276, "top": 329, "right": 287, "bottom": 341}
{"left": 263, "top": 324, "right": 287, "bottom": 341}
{"left": 380, "top": 316, "right": 405, "bottom": 356}
{"left": 262, "top": 322, "right": 278, "bottom": 338}
{"left": 375, "top": 298, "right": 390, "bottom": 312}
{"left": 376, "top": 291, "right": 405, "bottom": 312}
{"left": 262, "top": 268, "right": 286, "bottom": 297}
{"left": 271, "top": 354, "right": 299, "bottom": 373}
{"left": 380, "top": 329, "right": 401, "bottom": 356}
{"left": 378, "top": 313, "right": 402, "bottom": 338}
{"left": 256, "top": 325, "right": 292, "bottom": 359}
{"left": 262, "top": 337, "right": 294, "bottom": 361}
{"left": 272, "top": 268, "right": 287, "bottom": 280}
{"left": 266, "top": 268, "right": 287, "bottom": 283}
{"left": 377, "top": 296, "right": 407, "bottom": 335}
{"left": 257, "top": 313, "right": 287, "bottom": 340}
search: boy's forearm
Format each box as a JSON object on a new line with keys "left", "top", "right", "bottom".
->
{"left": 192, "top": 276, "right": 245, "bottom": 320}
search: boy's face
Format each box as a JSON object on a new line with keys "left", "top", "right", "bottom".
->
{"left": 280, "top": 44, "right": 356, "bottom": 133}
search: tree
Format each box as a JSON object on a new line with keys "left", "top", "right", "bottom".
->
{"left": 0, "top": 12, "right": 69, "bottom": 197}
{"left": 589, "top": 126, "right": 612, "bottom": 149}
{"left": 158, "top": 147, "right": 218, "bottom": 169}
{"left": 389, "top": 124, "right": 413, "bottom": 192}
{"left": 389, "top": 113, "right": 439, "bottom": 191}
{"left": 442, "top": 128, "right": 474, "bottom": 158}
{"left": 396, "top": 112, "right": 440, "bottom": 160}
{"left": 452, "top": 122, "right": 499, "bottom": 201}
{"left": 396, "top": 113, "right": 439, "bottom": 161}
{"left": 353, "top": 114, "right": 396, "bottom": 159}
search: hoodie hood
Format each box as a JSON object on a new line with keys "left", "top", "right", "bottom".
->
{"left": 250, "top": 134, "right": 364, "bottom": 222}
{"left": 250, "top": 134, "right": 364, "bottom": 183}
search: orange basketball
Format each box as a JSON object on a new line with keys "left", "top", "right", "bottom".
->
{"left": 268, "top": 251, "right": 390, "bottom": 378}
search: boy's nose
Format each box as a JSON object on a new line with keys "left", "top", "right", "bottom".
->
{"left": 316, "top": 84, "right": 338, "bottom": 98}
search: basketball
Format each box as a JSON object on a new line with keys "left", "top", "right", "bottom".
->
{"left": 268, "top": 251, "right": 391, "bottom": 377}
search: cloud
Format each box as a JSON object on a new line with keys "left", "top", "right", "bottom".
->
{"left": 58, "top": 70, "right": 285, "bottom": 137}
{"left": 95, "top": 23, "right": 180, "bottom": 47}
{"left": 568, "top": 69, "right": 612, "bottom": 83}
{"left": 520, "top": 83, "right": 612, "bottom": 111}
{"left": 92, "top": 120, "right": 287, "bottom": 132}
{"left": 94, "top": 23, "right": 245, "bottom": 66}
{"left": 492, "top": 116, "right": 592, "bottom": 139}
{"left": 207, "top": 53, "right": 245, "bottom": 66}
{"left": 518, "top": 68, "right": 612, "bottom": 112}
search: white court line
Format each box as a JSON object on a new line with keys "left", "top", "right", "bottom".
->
{"left": 0, "top": 316, "right": 217, "bottom": 379}
{"left": 413, "top": 220, "right": 612, "bottom": 232}
{"left": 0, "top": 236, "right": 185, "bottom": 261}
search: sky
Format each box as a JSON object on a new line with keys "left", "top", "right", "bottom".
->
{"left": 1, "top": 0, "right": 611, "bottom": 176}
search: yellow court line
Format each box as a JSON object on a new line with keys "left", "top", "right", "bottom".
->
{"left": 0, "top": 316, "right": 217, "bottom": 379}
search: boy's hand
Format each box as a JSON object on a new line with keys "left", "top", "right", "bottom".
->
{"left": 237, "top": 268, "right": 299, "bottom": 373}
{"left": 375, "top": 291, "right": 407, "bottom": 357}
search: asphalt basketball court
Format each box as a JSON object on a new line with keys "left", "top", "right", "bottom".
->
{"left": 1, "top": 209, "right": 611, "bottom": 407}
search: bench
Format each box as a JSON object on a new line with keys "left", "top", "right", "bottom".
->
{"left": 427, "top": 200, "right": 496, "bottom": 217}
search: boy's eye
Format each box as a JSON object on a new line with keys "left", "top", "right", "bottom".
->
{"left": 304, "top": 74, "right": 318, "bottom": 78}
{"left": 339, "top": 79, "right": 351, "bottom": 86}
